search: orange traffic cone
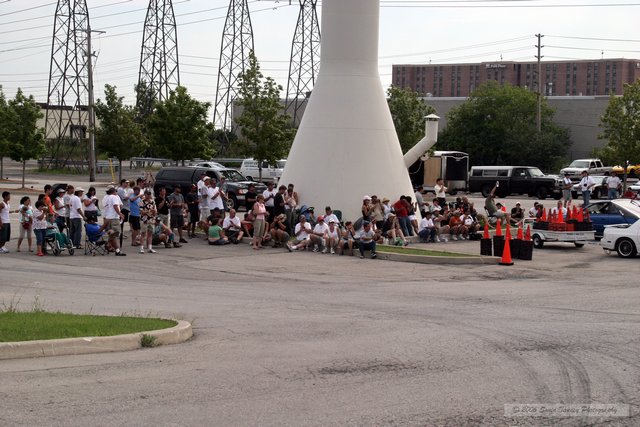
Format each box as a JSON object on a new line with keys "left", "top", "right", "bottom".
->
{"left": 483, "top": 222, "right": 490, "bottom": 239}
{"left": 524, "top": 225, "right": 531, "bottom": 241}
{"left": 557, "top": 208, "right": 563, "bottom": 223}
{"left": 517, "top": 223, "right": 523, "bottom": 240}
{"left": 572, "top": 205, "right": 578, "bottom": 219}
{"left": 500, "top": 225, "right": 514, "bottom": 266}
{"left": 541, "top": 208, "right": 547, "bottom": 222}
{"left": 566, "top": 207, "right": 572, "bottom": 220}
{"left": 577, "top": 207, "right": 584, "bottom": 222}
{"left": 495, "top": 219, "right": 502, "bottom": 236}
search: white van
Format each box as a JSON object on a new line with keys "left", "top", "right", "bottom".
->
{"left": 240, "top": 158, "right": 286, "bottom": 183}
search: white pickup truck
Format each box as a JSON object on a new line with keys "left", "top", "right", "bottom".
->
{"left": 560, "top": 158, "right": 613, "bottom": 181}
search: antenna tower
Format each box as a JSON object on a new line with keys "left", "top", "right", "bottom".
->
{"left": 44, "top": 0, "right": 90, "bottom": 170}
{"left": 285, "top": 0, "right": 320, "bottom": 126}
{"left": 213, "top": 0, "right": 255, "bottom": 131}
{"left": 138, "top": 0, "right": 180, "bottom": 107}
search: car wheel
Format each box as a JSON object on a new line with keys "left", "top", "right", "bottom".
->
{"left": 536, "top": 186, "right": 548, "bottom": 200}
{"left": 245, "top": 176, "right": 253, "bottom": 182}
{"left": 227, "top": 194, "right": 238, "bottom": 210}
{"left": 533, "top": 234, "right": 544, "bottom": 249}
{"left": 616, "top": 238, "right": 637, "bottom": 258}
{"left": 571, "top": 191, "right": 578, "bottom": 199}
{"left": 574, "top": 242, "right": 584, "bottom": 248}
{"left": 481, "top": 184, "right": 492, "bottom": 198}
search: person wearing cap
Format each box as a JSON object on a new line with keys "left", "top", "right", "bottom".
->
{"left": 185, "top": 184, "right": 200, "bottom": 238}
{"left": 361, "top": 195, "right": 373, "bottom": 221}
{"left": 310, "top": 215, "right": 329, "bottom": 253}
{"left": 69, "top": 187, "right": 86, "bottom": 248}
{"left": 356, "top": 221, "right": 377, "bottom": 259}
{"left": 101, "top": 186, "right": 126, "bottom": 256}
{"left": 287, "top": 215, "right": 312, "bottom": 252}
{"left": 263, "top": 182, "right": 277, "bottom": 219}
{"left": 562, "top": 171, "right": 573, "bottom": 206}
{"left": 381, "top": 197, "right": 392, "bottom": 219}
{"left": 324, "top": 206, "right": 339, "bottom": 226}
{"left": 579, "top": 170, "right": 596, "bottom": 205}
{"left": 326, "top": 219, "right": 341, "bottom": 254}
{"left": 269, "top": 213, "right": 289, "bottom": 248}
{"left": 53, "top": 187, "right": 67, "bottom": 232}
{"left": 198, "top": 175, "right": 210, "bottom": 224}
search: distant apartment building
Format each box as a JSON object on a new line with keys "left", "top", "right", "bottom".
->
{"left": 392, "top": 59, "right": 640, "bottom": 97}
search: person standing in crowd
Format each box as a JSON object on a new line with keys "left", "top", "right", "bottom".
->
{"left": 168, "top": 185, "right": 188, "bottom": 244}
{"left": 185, "top": 184, "right": 200, "bottom": 238}
{"left": 63, "top": 184, "right": 74, "bottom": 231}
{"left": 263, "top": 182, "right": 277, "bottom": 219}
{"left": 16, "top": 196, "right": 34, "bottom": 252}
{"left": 606, "top": 171, "right": 622, "bottom": 200}
{"left": 82, "top": 187, "right": 99, "bottom": 223}
{"left": 43, "top": 184, "right": 55, "bottom": 214}
{"left": 69, "top": 187, "right": 86, "bottom": 249}
{"left": 414, "top": 185, "right": 426, "bottom": 216}
{"left": 155, "top": 186, "right": 169, "bottom": 227}
{"left": 434, "top": 178, "right": 448, "bottom": 209}
{"left": 274, "top": 185, "right": 287, "bottom": 219}
{"left": 53, "top": 187, "right": 67, "bottom": 232}
{"left": 128, "top": 186, "right": 143, "bottom": 246}
{"left": 361, "top": 195, "right": 373, "bottom": 221}
{"left": 245, "top": 183, "right": 258, "bottom": 214}
{"left": 562, "top": 172, "right": 573, "bottom": 207}
{"left": 284, "top": 183, "right": 298, "bottom": 234}
{"left": 32, "top": 200, "right": 48, "bottom": 257}
{"left": 140, "top": 189, "right": 157, "bottom": 253}
{"left": 0, "top": 191, "right": 13, "bottom": 253}
{"left": 102, "top": 186, "right": 126, "bottom": 256}
{"left": 579, "top": 170, "right": 596, "bottom": 205}
{"left": 252, "top": 194, "right": 268, "bottom": 250}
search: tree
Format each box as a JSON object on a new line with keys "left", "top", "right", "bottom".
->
{"left": 597, "top": 80, "right": 640, "bottom": 165}
{"left": 146, "top": 86, "right": 212, "bottom": 165}
{"left": 235, "top": 52, "right": 295, "bottom": 181}
{"left": 7, "top": 89, "right": 45, "bottom": 188}
{"left": 387, "top": 85, "right": 436, "bottom": 153}
{"left": 134, "top": 80, "right": 156, "bottom": 157}
{"left": 0, "top": 87, "right": 12, "bottom": 180}
{"left": 438, "top": 82, "right": 571, "bottom": 172}
{"left": 94, "top": 84, "right": 145, "bottom": 181}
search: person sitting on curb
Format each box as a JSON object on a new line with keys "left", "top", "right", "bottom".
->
{"left": 340, "top": 221, "right": 357, "bottom": 256}
{"left": 208, "top": 218, "right": 230, "bottom": 245}
{"left": 287, "top": 215, "right": 312, "bottom": 252}
{"left": 356, "top": 221, "right": 377, "bottom": 259}
{"left": 222, "top": 209, "right": 244, "bottom": 244}
{"left": 418, "top": 211, "right": 437, "bottom": 243}
{"left": 310, "top": 215, "right": 329, "bottom": 253}
{"left": 326, "top": 219, "right": 341, "bottom": 255}
{"left": 270, "top": 214, "right": 290, "bottom": 248}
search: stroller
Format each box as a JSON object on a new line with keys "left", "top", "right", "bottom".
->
{"left": 84, "top": 222, "right": 108, "bottom": 256}
{"left": 44, "top": 222, "right": 75, "bottom": 256}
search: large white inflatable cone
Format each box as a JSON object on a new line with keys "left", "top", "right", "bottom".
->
{"left": 279, "top": 0, "right": 415, "bottom": 222}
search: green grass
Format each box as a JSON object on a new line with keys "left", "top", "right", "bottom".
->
{"left": 377, "top": 244, "right": 479, "bottom": 258}
{"left": 0, "top": 312, "right": 177, "bottom": 342}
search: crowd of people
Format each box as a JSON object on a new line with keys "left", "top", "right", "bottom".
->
{"left": 1, "top": 169, "right": 637, "bottom": 258}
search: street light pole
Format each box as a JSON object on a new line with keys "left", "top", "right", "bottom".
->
{"left": 85, "top": 24, "right": 105, "bottom": 182}
{"left": 535, "top": 33, "right": 544, "bottom": 133}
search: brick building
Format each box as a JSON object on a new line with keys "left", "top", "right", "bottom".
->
{"left": 392, "top": 59, "right": 640, "bottom": 97}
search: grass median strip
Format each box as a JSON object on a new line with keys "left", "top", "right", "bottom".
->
{"left": 377, "top": 245, "right": 480, "bottom": 258}
{"left": 0, "top": 312, "right": 177, "bottom": 343}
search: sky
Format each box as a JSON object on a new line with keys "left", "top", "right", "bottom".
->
{"left": 1, "top": 0, "right": 640, "bottom": 118}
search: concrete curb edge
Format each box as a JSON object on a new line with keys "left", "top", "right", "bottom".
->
{"left": 0, "top": 320, "right": 193, "bottom": 361}
{"left": 377, "top": 250, "right": 499, "bottom": 265}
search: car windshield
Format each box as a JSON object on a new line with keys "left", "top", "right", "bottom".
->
{"left": 527, "top": 168, "right": 544, "bottom": 177}
{"left": 568, "top": 160, "right": 589, "bottom": 168}
{"left": 219, "top": 169, "right": 246, "bottom": 181}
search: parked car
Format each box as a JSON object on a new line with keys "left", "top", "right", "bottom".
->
{"left": 585, "top": 199, "right": 640, "bottom": 238}
{"left": 601, "top": 219, "right": 640, "bottom": 258}
{"left": 612, "top": 163, "right": 640, "bottom": 179}
{"left": 560, "top": 158, "right": 612, "bottom": 180}
{"left": 154, "top": 166, "right": 266, "bottom": 210}
{"left": 469, "top": 165, "right": 562, "bottom": 199}
{"left": 190, "top": 161, "right": 225, "bottom": 169}
{"left": 571, "top": 175, "right": 609, "bottom": 200}
{"left": 240, "top": 158, "right": 286, "bottom": 184}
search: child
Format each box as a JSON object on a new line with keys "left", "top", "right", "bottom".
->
{"left": 17, "top": 196, "right": 34, "bottom": 252}
{"left": 32, "top": 201, "right": 48, "bottom": 257}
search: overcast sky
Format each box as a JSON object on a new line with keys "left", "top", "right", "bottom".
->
{"left": 2, "top": 0, "right": 639, "bottom": 115}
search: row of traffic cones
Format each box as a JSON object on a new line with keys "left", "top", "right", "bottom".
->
{"left": 480, "top": 220, "right": 533, "bottom": 265}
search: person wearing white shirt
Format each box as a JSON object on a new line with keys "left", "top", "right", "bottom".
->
{"left": 434, "top": 178, "right": 448, "bottom": 208}
{"left": 606, "top": 172, "right": 622, "bottom": 199}
{"left": 262, "top": 182, "right": 277, "bottom": 219}
{"left": 207, "top": 181, "right": 225, "bottom": 212}
{"left": 579, "top": 170, "right": 596, "bottom": 205}
{"left": 550, "top": 200, "right": 568, "bottom": 219}
{"left": 222, "top": 209, "right": 244, "bottom": 243}
{"left": 198, "top": 175, "right": 210, "bottom": 221}
{"left": 562, "top": 172, "right": 573, "bottom": 206}
{"left": 69, "top": 188, "right": 86, "bottom": 248}
{"left": 418, "top": 211, "right": 437, "bottom": 243}
{"left": 310, "top": 215, "right": 330, "bottom": 253}
{"left": 101, "top": 186, "right": 126, "bottom": 256}
{"left": 287, "top": 215, "right": 312, "bottom": 251}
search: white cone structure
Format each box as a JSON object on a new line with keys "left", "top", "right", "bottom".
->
{"left": 279, "top": 0, "right": 416, "bottom": 222}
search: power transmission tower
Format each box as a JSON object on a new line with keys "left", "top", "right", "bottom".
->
{"left": 138, "top": 0, "right": 180, "bottom": 107}
{"left": 285, "top": 0, "right": 320, "bottom": 127}
{"left": 44, "top": 0, "right": 90, "bottom": 171}
{"left": 213, "top": 0, "right": 255, "bottom": 131}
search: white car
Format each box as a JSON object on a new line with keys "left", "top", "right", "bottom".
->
{"left": 601, "top": 220, "right": 640, "bottom": 258}
{"left": 190, "top": 161, "right": 226, "bottom": 169}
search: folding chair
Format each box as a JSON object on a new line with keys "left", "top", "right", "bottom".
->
{"left": 84, "top": 223, "right": 108, "bottom": 256}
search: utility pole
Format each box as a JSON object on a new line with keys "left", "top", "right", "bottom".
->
{"left": 85, "top": 24, "right": 105, "bottom": 182}
{"left": 535, "top": 33, "right": 544, "bottom": 133}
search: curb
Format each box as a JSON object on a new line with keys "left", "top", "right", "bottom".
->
{"left": 377, "top": 251, "right": 499, "bottom": 265}
{"left": 0, "top": 320, "right": 192, "bottom": 361}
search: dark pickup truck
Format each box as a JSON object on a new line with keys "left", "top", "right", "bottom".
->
{"left": 154, "top": 166, "right": 266, "bottom": 210}
{"left": 469, "top": 166, "right": 563, "bottom": 200}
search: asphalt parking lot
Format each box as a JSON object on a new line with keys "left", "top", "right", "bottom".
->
{"left": 1, "top": 224, "right": 638, "bottom": 426}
